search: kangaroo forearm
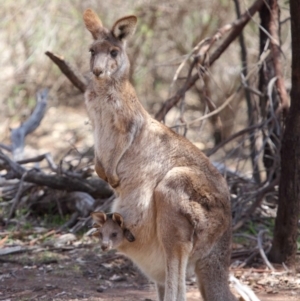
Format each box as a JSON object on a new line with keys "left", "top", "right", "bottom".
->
{"left": 106, "top": 132, "right": 135, "bottom": 187}
{"left": 94, "top": 157, "right": 107, "bottom": 181}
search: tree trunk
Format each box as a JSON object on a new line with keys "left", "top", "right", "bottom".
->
{"left": 269, "top": 0, "right": 300, "bottom": 268}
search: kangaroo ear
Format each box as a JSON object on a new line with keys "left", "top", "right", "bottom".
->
{"left": 83, "top": 9, "right": 103, "bottom": 40}
{"left": 112, "top": 213, "right": 124, "bottom": 228}
{"left": 91, "top": 211, "right": 107, "bottom": 227}
{"left": 112, "top": 16, "right": 137, "bottom": 41}
{"left": 124, "top": 229, "right": 135, "bottom": 242}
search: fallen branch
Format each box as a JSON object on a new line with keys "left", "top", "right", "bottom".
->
{"left": 229, "top": 274, "right": 261, "bottom": 301}
{"left": 8, "top": 171, "right": 28, "bottom": 219}
{"left": 29, "top": 230, "right": 56, "bottom": 246}
{"left": 0, "top": 246, "right": 32, "bottom": 256}
{"left": 45, "top": 51, "right": 88, "bottom": 93}
{"left": 0, "top": 150, "right": 113, "bottom": 199}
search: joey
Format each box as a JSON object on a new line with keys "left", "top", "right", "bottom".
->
{"left": 91, "top": 211, "right": 135, "bottom": 251}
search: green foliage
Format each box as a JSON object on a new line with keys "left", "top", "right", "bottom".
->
{"left": 245, "top": 220, "right": 258, "bottom": 236}
{"left": 42, "top": 213, "right": 70, "bottom": 227}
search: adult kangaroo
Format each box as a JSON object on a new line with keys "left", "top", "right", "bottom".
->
{"left": 83, "top": 9, "right": 237, "bottom": 301}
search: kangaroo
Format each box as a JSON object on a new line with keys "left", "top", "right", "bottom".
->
{"left": 84, "top": 8, "right": 237, "bottom": 301}
{"left": 91, "top": 211, "right": 135, "bottom": 251}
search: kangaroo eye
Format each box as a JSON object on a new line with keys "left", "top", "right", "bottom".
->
{"left": 110, "top": 50, "right": 118, "bottom": 58}
{"left": 89, "top": 49, "right": 95, "bottom": 56}
{"left": 111, "top": 232, "right": 118, "bottom": 238}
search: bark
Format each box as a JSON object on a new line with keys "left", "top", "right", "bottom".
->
{"left": 269, "top": 0, "right": 300, "bottom": 268}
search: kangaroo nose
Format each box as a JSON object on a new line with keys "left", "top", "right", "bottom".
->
{"left": 93, "top": 68, "right": 103, "bottom": 77}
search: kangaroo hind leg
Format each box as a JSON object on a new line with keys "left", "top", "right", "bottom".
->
{"left": 195, "top": 229, "right": 237, "bottom": 301}
{"left": 155, "top": 169, "right": 195, "bottom": 301}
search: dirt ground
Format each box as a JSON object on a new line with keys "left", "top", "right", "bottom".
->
{"left": 0, "top": 232, "right": 299, "bottom": 301}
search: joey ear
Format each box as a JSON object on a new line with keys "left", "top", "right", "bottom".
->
{"left": 91, "top": 211, "right": 107, "bottom": 227}
{"left": 83, "top": 9, "right": 103, "bottom": 39}
{"left": 112, "top": 213, "right": 124, "bottom": 228}
{"left": 112, "top": 15, "right": 137, "bottom": 41}
{"left": 91, "top": 229, "right": 101, "bottom": 237}
{"left": 124, "top": 229, "right": 135, "bottom": 242}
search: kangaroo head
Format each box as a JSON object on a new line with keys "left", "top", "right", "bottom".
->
{"left": 83, "top": 9, "right": 137, "bottom": 81}
{"left": 91, "top": 211, "right": 135, "bottom": 251}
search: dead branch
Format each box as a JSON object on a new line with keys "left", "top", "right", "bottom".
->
{"left": 0, "top": 143, "right": 12, "bottom": 152}
{"left": 8, "top": 171, "right": 28, "bottom": 219}
{"left": 207, "top": 121, "right": 266, "bottom": 157}
{"left": 257, "top": 229, "right": 275, "bottom": 271}
{"left": 233, "top": 177, "right": 279, "bottom": 231}
{"left": 268, "top": 1, "right": 290, "bottom": 116}
{"left": 72, "top": 195, "right": 114, "bottom": 233}
{"left": 155, "top": 0, "right": 264, "bottom": 121}
{"left": 229, "top": 274, "right": 261, "bottom": 301}
{"left": 10, "top": 89, "right": 48, "bottom": 161}
{"left": 0, "top": 246, "right": 33, "bottom": 256}
{"left": 0, "top": 150, "right": 113, "bottom": 199}
{"left": 238, "top": 249, "right": 260, "bottom": 268}
{"left": 45, "top": 51, "right": 88, "bottom": 93}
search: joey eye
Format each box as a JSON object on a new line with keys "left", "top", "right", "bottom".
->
{"left": 110, "top": 50, "right": 118, "bottom": 58}
{"left": 89, "top": 49, "right": 95, "bottom": 56}
{"left": 111, "top": 232, "right": 118, "bottom": 238}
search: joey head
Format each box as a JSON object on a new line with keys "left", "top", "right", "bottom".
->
{"left": 91, "top": 211, "right": 135, "bottom": 251}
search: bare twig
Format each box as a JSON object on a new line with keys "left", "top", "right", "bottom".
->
{"left": 0, "top": 143, "right": 12, "bottom": 152}
{"left": 207, "top": 121, "right": 265, "bottom": 157}
{"left": 17, "top": 153, "right": 58, "bottom": 171}
{"left": 238, "top": 249, "right": 260, "bottom": 268}
{"left": 233, "top": 176, "right": 279, "bottom": 231}
{"left": 45, "top": 51, "right": 88, "bottom": 93}
{"left": 257, "top": 229, "right": 275, "bottom": 271}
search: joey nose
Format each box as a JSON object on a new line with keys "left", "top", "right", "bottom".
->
{"left": 101, "top": 244, "right": 109, "bottom": 251}
{"left": 93, "top": 68, "right": 103, "bottom": 77}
